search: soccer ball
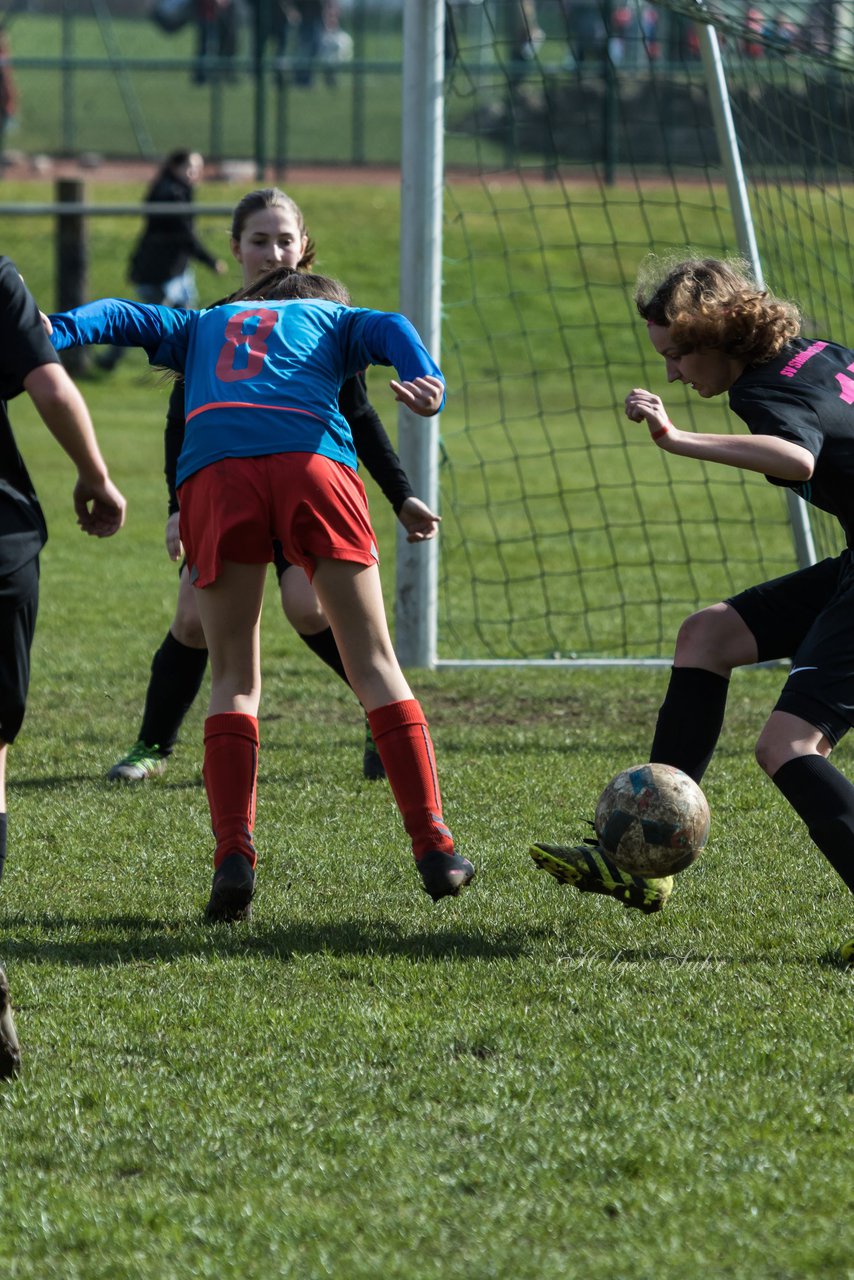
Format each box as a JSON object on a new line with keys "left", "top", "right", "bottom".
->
{"left": 594, "top": 763, "right": 710, "bottom": 878}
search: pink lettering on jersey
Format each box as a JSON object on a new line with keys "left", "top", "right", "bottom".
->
{"left": 780, "top": 340, "right": 827, "bottom": 378}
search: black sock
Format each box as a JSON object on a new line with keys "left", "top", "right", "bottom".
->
{"left": 299, "top": 626, "right": 351, "bottom": 688}
{"left": 649, "top": 666, "right": 730, "bottom": 784}
{"left": 138, "top": 630, "right": 209, "bottom": 755}
{"left": 772, "top": 754, "right": 854, "bottom": 894}
{"left": 0, "top": 812, "right": 6, "bottom": 883}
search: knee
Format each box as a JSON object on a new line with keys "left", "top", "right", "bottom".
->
{"left": 280, "top": 574, "right": 327, "bottom": 636}
{"left": 171, "top": 597, "right": 207, "bottom": 648}
{"left": 284, "top": 600, "right": 327, "bottom": 636}
{"left": 755, "top": 725, "right": 798, "bottom": 778}
{"left": 169, "top": 569, "right": 207, "bottom": 648}
{"left": 673, "top": 603, "right": 753, "bottom": 674}
{"left": 673, "top": 607, "right": 718, "bottom": 663}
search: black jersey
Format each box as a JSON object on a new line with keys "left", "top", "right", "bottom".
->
{"left": 729, "top": 336, "right": 854, "bottom": 545}
{"left": 128, "top": 172, "right": 219, "bottom": 287}
{"left": 0, "top": 257, "right": 57, "bottom": 574}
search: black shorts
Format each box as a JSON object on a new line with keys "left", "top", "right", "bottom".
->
{"left": 0, "top": 556, "right": 39, "bottom": 744}
{"left": 727, "top": 550, "right": 854, "bottom": 744}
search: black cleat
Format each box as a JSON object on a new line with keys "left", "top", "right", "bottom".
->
{"left": 417, "top": 849, "right": 476, "bottom": 902}
{"left": 205, "top": 852, "right": 256, "bottom": 923}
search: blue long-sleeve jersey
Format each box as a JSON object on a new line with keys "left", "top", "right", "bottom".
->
{"left": 49, "top": 296, "right": 445, "bottom": 487}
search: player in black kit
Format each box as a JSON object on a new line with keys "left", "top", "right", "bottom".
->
{"left": 0, "top": 256, "right": 125, "bottom": 1075}
{"left": 530, "top": 255, "right": 854, "bottom": 962}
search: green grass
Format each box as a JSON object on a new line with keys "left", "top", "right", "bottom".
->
{"left": 3, "top": 400, "right": 854, "bottom": 1276}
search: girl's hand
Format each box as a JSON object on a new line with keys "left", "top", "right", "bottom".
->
{"left": 398, "top": 495, "right": 441, "bottom": 543}
{"left": 625, "top": 388, "right": 674, "bottom": 445}
{"left": 390, "top": 374, "right": 444, "bottom": 416}
{"left": 165, "top": 511, "right": 183, "bottom": 561}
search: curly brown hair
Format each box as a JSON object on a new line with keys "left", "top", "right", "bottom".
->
{"left": 635, "top": 255, "right": 801, "bottom": 366}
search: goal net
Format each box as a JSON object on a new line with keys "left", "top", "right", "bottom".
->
{"left": 425, "top": 0, "right": 854, "bottom": 665}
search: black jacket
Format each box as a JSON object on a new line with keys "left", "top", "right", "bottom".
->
{"left": 128, "top": 173, "right": 219, "bottom": 286}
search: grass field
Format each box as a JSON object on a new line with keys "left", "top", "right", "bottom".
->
{"left": 0, "top": 175, "right": 852, "bottom": 1278}
{"left": 2, "top": 373, "right": 853, "bottom": 1279}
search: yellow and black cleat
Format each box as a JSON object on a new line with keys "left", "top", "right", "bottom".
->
{"left": 530, "top": 841, "right": 673, "bottom": 915}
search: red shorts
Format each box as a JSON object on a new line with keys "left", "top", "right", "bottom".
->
{"left": 178, "top": 453, "right": 379, "bottom": 589}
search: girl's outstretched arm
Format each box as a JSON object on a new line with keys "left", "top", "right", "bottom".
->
{"left": 48, "top": 298, "right": 191, "bottom": 372}
{"left": 625, "top": 387, "right": 814, "bottom": 481}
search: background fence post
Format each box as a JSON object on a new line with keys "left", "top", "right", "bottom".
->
{"left": 55, "top": 178, "right": 88, "bottom": 376}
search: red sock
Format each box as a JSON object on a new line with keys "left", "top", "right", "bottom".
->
{"left": 203, "top": 712, "right": 259, "bottom": 869}
{"left": 367, "top": 699, "right": 454, "bottom": 860}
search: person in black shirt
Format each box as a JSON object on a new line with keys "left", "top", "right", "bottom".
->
{"left": 98, "top": 149, "right": 226, "bottom": 371}
{"left": 107, "top": 186, "right": 440, "bottom": 787}
{"left": 0, "top": 257, "right": 126, "bottom": 1076}
{"left": 530, "top": 255, "right": 854, "bottom": 961}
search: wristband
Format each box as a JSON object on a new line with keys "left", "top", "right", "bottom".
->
{"left": 651, "top": 422, "right": 672, "bottom": 440}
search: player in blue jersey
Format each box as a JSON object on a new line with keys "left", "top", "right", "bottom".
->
{"left": 108, "top": 187, "right": 440, "bottom": 786}
{"left": 530, "top": 255, "right": 854, "bottom": 961}
{"left": 49, "top": 267, "right": 475, "bottom": 920}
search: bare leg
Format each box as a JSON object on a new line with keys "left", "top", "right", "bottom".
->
{"left": 311, "top": 559, "right": 411, "bottom": 710}
{"left": 282, "top": 561, "right": 386, "bottom": 781}
{"left": 194, "top": 560, "right": 266, "bottom": 717}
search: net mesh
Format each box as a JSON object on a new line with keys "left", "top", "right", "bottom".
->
{"left": 438, "top": 0, "right": 854, "bottom": 662}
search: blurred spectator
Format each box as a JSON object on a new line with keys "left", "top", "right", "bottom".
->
{"left": 247, "top": 0, "right": 293, "bottom": 87}
{"left": 319, "top": 3, "right": 353, "bottom": 88}
{"left": 293, "top": 0, "right": 326, "bottom": 87}
{"left": 505, "top": 0, "right": 544, "bottom": 83}
{"left": 763, "top": 12, "right": 797, "bottom": 53}
{"left": 98, "top": 150, "right": 227, "bottom": 372}
{"left": 193, "top": 0, "right": 240, "bottom": 85}
{"left": 640, "top": 5, "right": 660, "bottom": 60}
{"left": 803, "top": 0, "right": 836, "bottom": 54}
{"left": 514, "top": 0, "right": 545, "bottom": 61}
{"left": 685, "top": 21, "right": 700, "bottom": 59}
{"left": 610, "top": 3, "right": 646, "bottom": 66}
{"left": 0, "top": 28, "right": 17, "bottom": 167}
{"left": 743, "top": 6, "right": 764, "bottom": 57}
{"left": 561, "top": 1, "right": 608, "bottom": 68}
